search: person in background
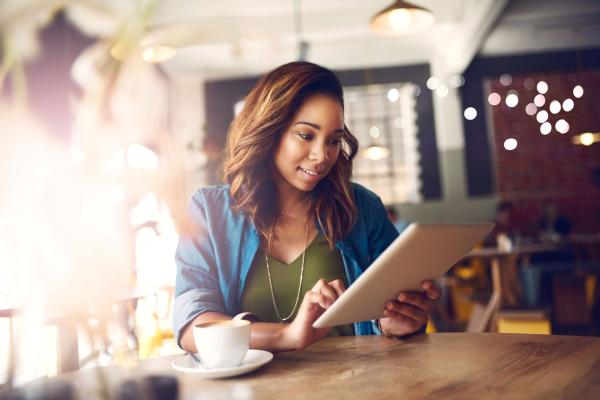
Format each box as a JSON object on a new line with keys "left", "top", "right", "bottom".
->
{"left": 538, "top": 202, "right": 572, "bottom": 241}
{"left": 386, "top": 206, "right": 410, "bottom": 233}
{"left": 485, "top": 201, "right": 520, "bottom": 247}
{"left": 485, "top": 200, "right": 522, "bottom": 306}
{"left": 173, "top": 62, "right": 440, "bottom": 354}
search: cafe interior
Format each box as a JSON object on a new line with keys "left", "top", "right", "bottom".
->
{"left": 1, "top": 0, "right": 600, "bottom": 398}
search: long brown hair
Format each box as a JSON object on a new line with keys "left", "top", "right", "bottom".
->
{"left": 223, "top": 61, "right": 359, "bottom": 248}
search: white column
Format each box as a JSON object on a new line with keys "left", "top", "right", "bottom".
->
{"left": 430, "top": 56, "right": 467, "bottom": 200}
{"left": 428, "top": 0, "right": 509, "bottom": 200}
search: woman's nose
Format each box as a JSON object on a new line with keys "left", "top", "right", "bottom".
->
{"left": 309, "top": 142, "right": 327, "bottom": 161}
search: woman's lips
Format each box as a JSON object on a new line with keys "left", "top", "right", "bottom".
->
{"left": 298, "top": 166, "right": 323, "bottom": 180}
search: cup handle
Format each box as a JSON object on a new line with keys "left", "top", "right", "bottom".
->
{"left": 233, "top": 312, "right": 261, "bottom": 323}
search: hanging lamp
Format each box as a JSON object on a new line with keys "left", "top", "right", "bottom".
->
{"left": 370, "top": 0, "right": 435, "bottom": 36}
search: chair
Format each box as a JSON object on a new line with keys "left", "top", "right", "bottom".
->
{"left": 496, "top": 308, "right": 551, "bottom": 335}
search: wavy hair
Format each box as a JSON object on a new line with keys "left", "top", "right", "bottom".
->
{"left": 223, "top": 61, "right": 359, "bottom": 248}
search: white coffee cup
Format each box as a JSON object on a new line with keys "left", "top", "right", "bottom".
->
{"left": 193, "top": 320, "right": 251, "bottom": 369}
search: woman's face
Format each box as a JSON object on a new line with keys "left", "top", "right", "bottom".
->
{"left": 272, "top": 93, "right": 344, "bottom": 195}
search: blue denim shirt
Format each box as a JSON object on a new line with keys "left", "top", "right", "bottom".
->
{"left": 173, "top": 183, "right": 399, "bottom": 345}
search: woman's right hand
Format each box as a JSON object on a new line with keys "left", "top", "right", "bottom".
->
{"left": 284, "top": 278, "right": 346, "bottom": 350}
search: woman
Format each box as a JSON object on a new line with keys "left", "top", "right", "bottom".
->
{"left": 174, "top": 61, "right": 439, "bottom": 353}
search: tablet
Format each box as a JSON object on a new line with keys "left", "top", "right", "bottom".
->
{"left": 312, "top": 223, "right": 493, "bottom": 328}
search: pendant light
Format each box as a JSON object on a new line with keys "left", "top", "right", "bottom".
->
{"left": 362, "top": 126, "right": 390, "bottom": 161}
{"left": 364, "top": 144, "right": 390, "bottom": 161}
{"left": 370, "top": 0, "right": 435, "bottom": 36}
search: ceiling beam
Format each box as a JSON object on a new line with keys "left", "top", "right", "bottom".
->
{"left": 434, "top": 0, "right": 510, "bottom": 78}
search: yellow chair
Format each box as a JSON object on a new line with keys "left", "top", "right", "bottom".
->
{"left": 497, "top": 309, "right": 551, "bottom": 335}
{"left": 450, "top": 255, "right": 490, "bottom": 324}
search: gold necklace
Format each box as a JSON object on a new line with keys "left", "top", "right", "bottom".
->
{"left": 264, "top": 218, "right": 309, "bottom": 322}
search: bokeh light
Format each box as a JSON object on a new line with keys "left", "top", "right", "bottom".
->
{"left": 562, "top": 98, "right": 574, "bottom": 112}
{"left": 505, "top": 92, "right": 519, "bottom": 108}
{"left": 540, "top": 122, "right": 552, "bottom": 135}
{"left": 426, "top": 77, "right": 439, "bottom": 90}
{"left": 504, "top": 138, "right": 518, "bottom": 151}
{"left": 525, "top": 103, "right": 537, "bottom": 116}
{"left": 579, "top": 133, "right": 595, "bottom": 146}
{"left": 499, "top": 74, "right": 512, "bottom": 86}
{"left": 488, "top": 93, "right": 501, "bottom": 106}
{"left": 369, "top": 126, "right": 381, "bottom": 139}
{"left": 536, "top": 110, "right": 548, "bottom": 123}
{"left": 534, "top": 94, "right": 545, "bottom": 107}
{"left": 464, "top": 107, "right": 477, "bottom": 120}
{"left": 555, "top": 119, "right": 570, "bottom": 134}
{"left": 549, "top": 100, "right": 561, "bottom": 114}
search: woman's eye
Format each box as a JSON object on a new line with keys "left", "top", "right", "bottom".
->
{"left": 329, "top": 138, "right": 342, "bottom": 145}
{"left": 297, "top": 132, "right": 313, "bottom": 140}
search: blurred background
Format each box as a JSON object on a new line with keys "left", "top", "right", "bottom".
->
{"left": 1, "top": 0, "right": 599, "bottom": 385}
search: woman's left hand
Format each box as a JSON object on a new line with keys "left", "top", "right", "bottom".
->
{"left": 378, "top": 280, "right": 440, "bottom": 337}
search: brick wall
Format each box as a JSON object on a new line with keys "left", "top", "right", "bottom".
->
{"left": 488, "top": 70, "right": 600, "bottom": 233}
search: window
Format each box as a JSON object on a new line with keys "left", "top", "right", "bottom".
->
{"left": 345, "top": 83, "right": 422, "bottom": 205}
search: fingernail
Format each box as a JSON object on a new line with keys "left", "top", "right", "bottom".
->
{"left": 399, "top": 293, "right": 406, "bottom": 301}
{"left": 387, "top": 303, "right": 394, "bottom": 310}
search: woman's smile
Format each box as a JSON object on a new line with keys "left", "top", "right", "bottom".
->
{"left": 298, "top": 166, "right": 324, "bottom": 179}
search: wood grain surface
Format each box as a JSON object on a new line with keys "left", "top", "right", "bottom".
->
{"left": 63, "top": 333, "right": 600, "bottom": 399}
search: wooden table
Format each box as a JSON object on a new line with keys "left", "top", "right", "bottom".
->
{"left": 52, "top": 333, "right": 600, "bottom": 399}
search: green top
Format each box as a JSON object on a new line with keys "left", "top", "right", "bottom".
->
{"left": 240, "top": 234, "right": 355, "bottom": 336}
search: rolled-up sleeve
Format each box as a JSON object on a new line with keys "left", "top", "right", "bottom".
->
{"left": 173, "top": 192, "right": 226, "bottom": 347}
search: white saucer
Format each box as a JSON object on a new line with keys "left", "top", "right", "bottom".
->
{"left": 171, "top": 350, "right": 273, "bottom": 379}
